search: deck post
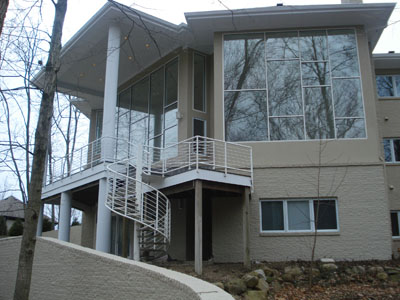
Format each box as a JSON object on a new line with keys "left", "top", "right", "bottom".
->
{"left": 59, "top": 191, "right": 72, "bottom": 242}
{"left": 36, "top": 203, "right": 44, "bottom": 236}
{"left": 96, "top": 178, "right": 111, "bottom": 252}
{"left": 195, "top": 180, "right": 203, "bottom": 275}
{"left": 243, "top": 187, "right": 251, "bottom": 269}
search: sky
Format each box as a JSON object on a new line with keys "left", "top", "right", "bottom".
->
{"left": 60, "top": 0, "right": 400, "bottom": 53}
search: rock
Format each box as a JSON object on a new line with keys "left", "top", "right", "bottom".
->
{"left": 321, "top": 263, "right": 338, "bottom": 272}
{"left": 252, "top": 269, "right": 267, "bottom": 280}
{"left": 270, "top": 281, "right": 282, "bottom": 292}
{"left": 320, "top": 258, "right": 335, "bottom": 264}
{"left": 389, "top": 273, "right": 400, "bottom": 282}
{"left": 377, "top": 272, "right": 389, "bottom": 281}
{"left": 214, "top": 282, "right": 224, "bottom": 290}
{"left": 225, "top": 278, "right": 247, "bottom": 295}
{"left": 385, "top": 267, "right": 400, "bottom": 275}
{"left": 345, "top": 268, "right": 354, "bottom": 275}
{"left": 309, "top": 268, "right": 320, "bottom": 277}
{"left": 354, "top": 266, "right": 366, "bottom": 274}
{"left": 284, "top": 266, "right": 302, "bottom": 276}
{"left": 262, "top": 266, "right": 280, "bottom": 277}
{"left": 256, "top": 278, "right": 270, "bottom": 292}
{"left": 368, "top": 266, "right": 384, "bottom": 275}
{"left": 265, "top": 276, "right": 275, "bottom": 283}
{"left": 282, "top": 273, "right": 295, "bottom": 282}
{"left": 242, "top": 273, "right": 259, "bottom": 288}
{"left": 244, "top": 290, "right": 268, "bottom": 300}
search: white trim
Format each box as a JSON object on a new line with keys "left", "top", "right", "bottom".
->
{"left": 259, "top": 198, "right": 339, "bottom": 234}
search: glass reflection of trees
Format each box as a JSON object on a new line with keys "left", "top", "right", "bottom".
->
{"left": 224, "top": 29, "right": 366, "bottom": 141}
{"left": 115, "top": 59, "right": 178, "bottom": 159}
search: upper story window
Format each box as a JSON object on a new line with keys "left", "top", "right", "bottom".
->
{"left": 376, "top": 75, "right": 400, "bottom": 98}
{"left": 115, "top": 58, "right": 178, "bottom": 159}
{"left": 223, "top": 29, "right": 366, "bottom": 142}
{"left": 383, "top": 138, "right": 400, "bottom": 163}
{"left": 193, "top": 53, "right": 206, "bottom": 112}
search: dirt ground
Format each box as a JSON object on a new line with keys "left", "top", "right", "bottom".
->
{"left": 154, "top": 261, "right": 400, "bottom": 300}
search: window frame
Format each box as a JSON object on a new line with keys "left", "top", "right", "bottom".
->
{"left": 376, "top": 74, "right": 400, "bottom": 99}
{"left": 222, "top": 27, "right": 367, "bottom": 143}
{"left": 391, "top": 211, "right": 400, "bottom": 238}
{"left": 383, "top": 138, "right": 400, "bottom": 163}
{"left": 259, "top": 198, "right": 339, "bottom": 233}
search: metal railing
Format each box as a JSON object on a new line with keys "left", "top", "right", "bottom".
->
{"left": 143, "top": 136, "right": 253, "bottom": 182}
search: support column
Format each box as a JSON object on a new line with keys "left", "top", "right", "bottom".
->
{"left": 194, "top": 180, "right": 203, "bottom": 275}
{"left": 96, "top": 178, "right": 111, "bottom": 252}
{"left": 101, "top": 23, "right": 121, "bottom": 161}
{"left": 133, "top": 221, "right": 140, "bottom": 261}
{"left": 243, "top": 187, "right": 251, "bottom": 269}
{"left": 36, "top": 203, "right": 44, "bottom": 236}
{"left": 59, "top": 191, "right": 72, "bottom": 242}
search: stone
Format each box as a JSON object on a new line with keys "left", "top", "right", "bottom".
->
{"left": 385, "top": 267, "right": 400, "bottom": 275}
{"left": 270, "top": 281, "right": 282, "bottom": 292}
{"left": 282, "top": 273, "right": 295, "bottom": 282}
{"left": 284, "top": 266, "right": 302, "bottom": 277}
{"left": 214, "top": 282, "right": 224, "bottom": 290}
{"left": 244, "top": 290, "right": 268, "bottom": 300}
{"left": 256, "top": 278, "right": 270, "bottom": 292}
{"left": 320, "top": 258, "right": 335, "bottom": 264}
{"left": 265, "top": 276, "right": 275, "bottom": 283}
{"left": 225, "top": 278, "right": 247, "bottom": 295}
{"left": 389, "top": 274, "right": 400, "bottom": 282}
{"left": 321, "top": 263, "right": 338, "bottom": 272}
{"left": 242, "top": 273, "right": 259, "bottom": 288}
{"left": 377, "top": 272, "right": 389, "bottom": 281}
{"left": 263, "top": 266, "right": 280, "bottom": 277}
{"left": 252, "top": 269, "right": 267, "bottom": 280}
{"left": 309, "top": 268, "right": 320, "bottom": 277}
{"left": 368, "top": 266, "right": 385, "bottom": 275}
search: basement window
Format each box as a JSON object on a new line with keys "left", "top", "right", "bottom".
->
{"left": 391, "top": 211, "right": 400, "bottom": 237}
{"left": 260, "top": 199, "right": 338, "bottom": 233}
{"left": 383, "top": 138, "right": 400, "bottom": 163}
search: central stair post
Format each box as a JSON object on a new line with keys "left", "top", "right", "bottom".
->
{"left": 133, "top": 144, "right": 143, "bottom": 261}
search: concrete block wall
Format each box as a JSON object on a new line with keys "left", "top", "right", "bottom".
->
{"left": 0, "top": 237, "right": 232, "bottom": 300}
{"left": 42, "top": 225, "right": 82, "bottom": 245}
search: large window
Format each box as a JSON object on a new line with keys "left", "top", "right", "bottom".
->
{"left": 383, "top": 138, "right": 400, "bottom": 163}
{"left": 224, "top": 29, "right": 366, "bottom": 142}
{"left": 376, "top": 75, "right": 400, "bottom": 98}
{"left": 193, "top": 53, "right": 206, "bottom": 112}
{"left": 260, "top": 199, "right": 338, "bottom": 232}
{"left": 116, "top": 59, "right": 178, "bottom": 158}
{"left": 391, "top": 211, "right": 400, "bottom": 237}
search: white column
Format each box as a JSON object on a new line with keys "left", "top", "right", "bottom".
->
{"left": 195, "top": 180, "right": 203, "bottom": 275}
{"left": 36, "top": 203, "right": 44, "bottom": 236}
{"left": 96, "top": 178, "right": 111, "bottom": 252}
{"left": 133, "top": 221, "right": 140, "bottom": 261}
{"left": 101, "top": 24, "right": 121, "bottom": 161}
{"left": 59, "top": 192, "right": 72, "bottom": 242}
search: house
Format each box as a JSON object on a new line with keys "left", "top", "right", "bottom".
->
{"left": 35, "top": 0, "right": 398, "bottom": 274}
{"left": 0, "top": 196, "right": 24, "bottom": 231}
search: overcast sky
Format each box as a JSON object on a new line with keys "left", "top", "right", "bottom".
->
{"left": 60, "top": 0, "right": 400, "bottom": 53}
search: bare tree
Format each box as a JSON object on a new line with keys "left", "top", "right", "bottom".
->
{"left": 0, "top": 0, "right": 10, "bottom": 37}
{"left": 13, "top": 0, "right": 68, "bottom": 299}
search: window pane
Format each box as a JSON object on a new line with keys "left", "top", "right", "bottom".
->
{"left": 165, "top": 59, "right": 178, "bottom": 105}
{"left": 288, "top": 201, "right": 310, "bottom": 230}
{"left": 394, "top": 139, "right": 400, "bottom": 162}
{"left": 265, "top": 31, "right": 299, "bottom": 60}
{"left": 304, "top": 87, "right": 335, "bottom": 139}
{"left": 224, "top": 91, "right": 268, "bottom": 141}
{"left": 224, "top": 34, "right": 265, "bottom": 90}
{"left": 396, "top": 76, "right": 400, "bottom": 96}
{"left": 268, "top": 60, "right": 302, "bottom": 116}
{"left": 194, "top": 54, "right": 205, "bottom": 111}
{"left": 314, "top": 200, "right": 337, "bottom": 230}
{"left": 376, "top": 75, "right": 394, "bottom": 97}
{"left": 299, "top": 30, "right": 328, "bottom": 61}
{"left": 328, "top": 29, "right": 359, "bottom": 77}
{"left": 391, "top": 212, "right": 399, "bottom": 236}
{"left": 193, "top": 119, "right": 205, "bottom": 136}
{"left": 333, "top": 78, "right": 363, "bottom": 118}
{"left": 149, "top": 68, "right": 164, "bottom": 139}
{"left": 301, "top": 62, "right": 330, "bottom": 86}
{"left": 335, "top": 118, "right": 366, "bottom": 139}
{"left": 261, "top": 201, "right": 284, "bottom": 231}
{"left": 131, "top": 78, "right": 149, "bottom": 123}
{"left": 164, "top": 103, "right": 177, "bottom": 129}
{"left": 269, "top": 117, "right": 304, "bottom": 141}
{"left": 383, "top": 139, "right": 392, "bottom": 162}
{"left": 130, "top": 117, "right": 148, "bottom": 146}
{"left": 118, "top": 89, "right": 131, "bottom": 114}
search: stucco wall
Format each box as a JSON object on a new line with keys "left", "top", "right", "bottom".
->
{"left": 0, "top": 237, "right": 232, "bottom": 300}
{"left": 42, "top": 225, "right": 82, "bottom": 245}
{"left": 247, "top": 165, "right": 392, "bottom": 261}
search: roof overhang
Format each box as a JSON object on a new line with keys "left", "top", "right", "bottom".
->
{"left": 373, "top": 53, "right": 400, "bottom": 70}
{"left": 185, "top": 3, "right": 395, "bottom": 52}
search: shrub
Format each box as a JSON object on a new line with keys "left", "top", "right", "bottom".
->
{"left": 8, "top": 219, "right": 23, "bottom": 236}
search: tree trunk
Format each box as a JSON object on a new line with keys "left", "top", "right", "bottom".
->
{"left": 0, "top": 0, "right": 9, "bottom": 37}
{"left": 13, "top": 1, "right": 68, "bottom": 299}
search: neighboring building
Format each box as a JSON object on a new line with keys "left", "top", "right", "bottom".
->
{"left": 374, "top": 52, "right": 400, "bottom": 258}
{"left": 35, "top": 0, "right": 398, "bottom": 273}
{"left": 0, "top": 196, "right": 24, "bottom": 231}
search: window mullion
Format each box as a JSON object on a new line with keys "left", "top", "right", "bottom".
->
{"left": 398, "top": 212, "right": 400, "bottom": 236}
{"left": 310, "top": 200, "right": 315, "bottom": 231}
{"left": 283, "top": 200, "right": 288, "bottom": 232}
{"left": 391, "top": 139, "right": 396, "bottom": 163}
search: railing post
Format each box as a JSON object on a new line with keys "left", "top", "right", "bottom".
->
{"left": 250, "top": 148, "right": 254, "bottom": 192}
{"left": 212, "top": 141, "right": 216, "bottom": 170}
{"left": 224, "top": 142, "right": 228, "bottom": 176}
{"left": 80, "top": 147, "right": 83, "bottom": 172}
{"left": 196, "top": 136, "right": 199, "bottom": 172}
{"left": 188, "top": 142, "right": 191, "bottom": 170}
{"left": 135, "top": 144, "right": 143, "bottom": 221}
{"left": 91, "top": 140, "right": 94, "bottom": 168}
{"left": 155, "top": 192, "right": 159, "bottom": 230}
